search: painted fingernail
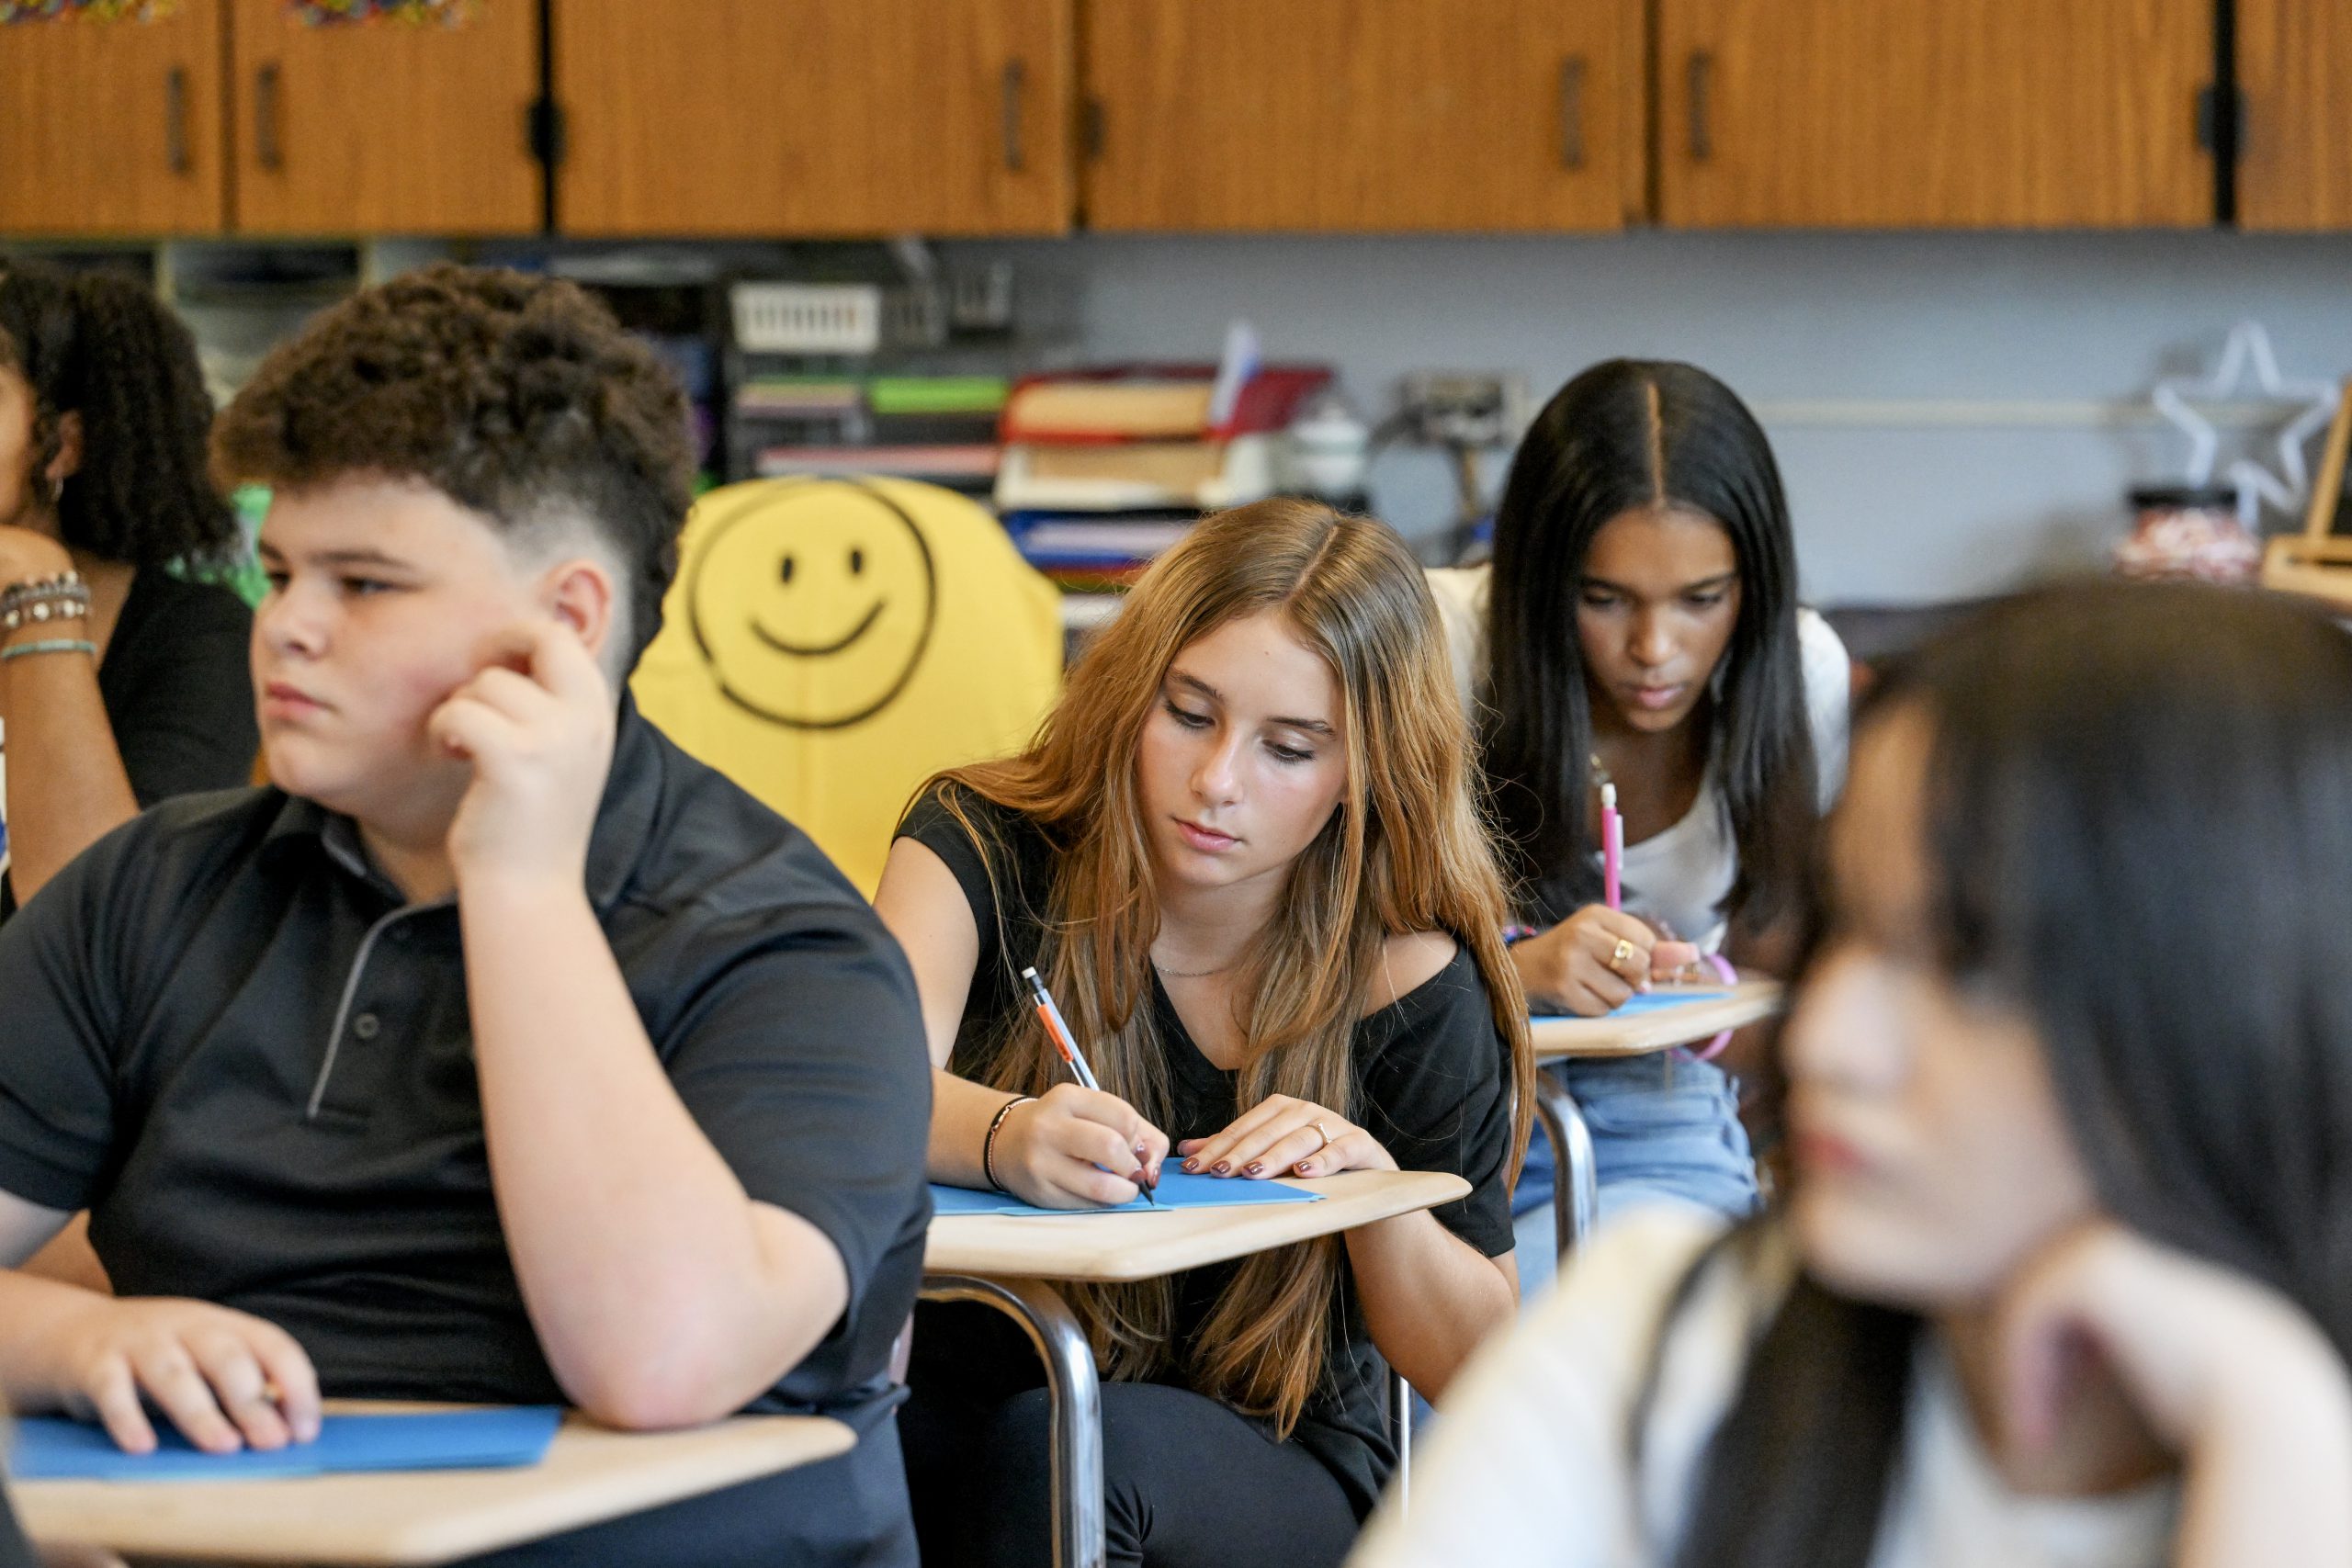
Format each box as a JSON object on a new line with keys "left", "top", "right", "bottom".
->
{"left": 1295, "top": 1161, "right": 1316, "bottom": 1177}
{"left": 1244, "top": 1161, "right": 1264, "bottom": 1178}
{"left": 1131, "top": 1168, "right": 1150, "bottom": 1188}
{"left": 1214, "top": 1161, "right": 1231, "bottom": 1176}
{"left": 1182, "top": 1157, "right": 1201, "bottom": 1173}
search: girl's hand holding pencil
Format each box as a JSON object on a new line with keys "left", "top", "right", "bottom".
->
{"left": 1001, "top": 965, "right": 1169, "bottom": 1209}
{"left": 1508, "top": 907, "right": 1702, "bottom": 1017}
{"left": 990, "top": 1086, "right": 1170, "bottom": 1210}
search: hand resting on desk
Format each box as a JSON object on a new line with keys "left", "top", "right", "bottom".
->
{"left": 0, "top": 1192, "right": 321, "bottom": 1459}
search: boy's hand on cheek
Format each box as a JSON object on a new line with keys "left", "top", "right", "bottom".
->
{"left": 429, "top": 620, "right": 616, "bottom": 894}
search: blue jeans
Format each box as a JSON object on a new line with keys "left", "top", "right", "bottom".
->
{"left": 1510, "top": 1054, "right": 1758, "bottom": 1298}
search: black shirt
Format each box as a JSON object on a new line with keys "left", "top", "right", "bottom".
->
{"left": 899, "top": 783, "right": 1516, "bottom": 1519}
{"left": 0, "top": 1490, "right": 31, "bottom": 1568}
{"left": 0, "top": 700, "right": 933, "bottom": 1566}
{"left": 101, "top": 569, "right": 259, "bottom": 807}
{"left": 1, "top": 568, "right": 255, "bottom": 917}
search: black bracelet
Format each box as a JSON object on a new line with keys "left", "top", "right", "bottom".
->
{"left": 982, "top": 1095, "right": 1036, "bottom": 1193}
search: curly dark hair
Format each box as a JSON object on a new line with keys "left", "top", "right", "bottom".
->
{"left": 0, "top": 263, "right": 240, "bottom": 569}
{"left": 211, "top": 263, "right": 695, "bottom": 663}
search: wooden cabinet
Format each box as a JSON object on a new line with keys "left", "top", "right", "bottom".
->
{"left": 0, "top": 2, "right": 226, "bottom": 236}
{"left": 1655, "top": 0, "right": 2215, "bottom": 228}
{"left": 1081, "top": 0, "right": 1639, "bottom": 231}
{"left": 229, "top": 0, "right": 541, "bottom": 235}
{"left": 552, "top": 0, "right": 1072, "bottom": 237}
{"left": 2238, "top": 0, "right": 2352, "bottom": 231}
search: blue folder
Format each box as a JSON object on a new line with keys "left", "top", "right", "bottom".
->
{"left": 8, "top": 1405, "right": 563, "bottom": 1483}
{"left": 931, "top": 1168, "right": 1325, "bottom": 1218}
{"left": 1532, "top": 988, "right": 1731, "bottom": 1025}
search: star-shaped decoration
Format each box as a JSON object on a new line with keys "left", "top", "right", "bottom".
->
{"left": 2152, "top": 321, "right": 2343, "bottom": 526}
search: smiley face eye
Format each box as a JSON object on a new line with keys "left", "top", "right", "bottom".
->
{"left": 849, "top": 547, "right": 865, "bottom": 576}
{"left": 779, "top": 555, "right": 795, "bottom": 584}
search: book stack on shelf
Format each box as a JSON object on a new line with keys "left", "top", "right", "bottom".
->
{"left": 723, "top": 271, "right": 1018, "bottom": 492}
{"left": 995, "top": 361, "right": 1332, "bottom": 614}
{"left": 742, "top": 374, "right": 1007, "bottom": 494}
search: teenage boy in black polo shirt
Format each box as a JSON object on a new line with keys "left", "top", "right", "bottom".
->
{"left": 0, "top": 265, "right": 932, "bottom": 1567}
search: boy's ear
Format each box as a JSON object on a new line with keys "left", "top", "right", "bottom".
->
{"left": 541, "top": 557, "right": 616, "bottom": 662}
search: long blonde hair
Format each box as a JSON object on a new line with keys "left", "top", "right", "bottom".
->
{"left": 933, "top": 499, "right": 1533, "bottom": 1436}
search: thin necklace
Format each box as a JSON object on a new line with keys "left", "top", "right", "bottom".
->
{"left": 1150, "top": 949, "right": 1240, "bottom": 979}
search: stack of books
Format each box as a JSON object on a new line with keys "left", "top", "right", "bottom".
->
{"left": 995, "top": 363, "right": 1332, "bottom": 593}
{"left": 743, "top": 376, "right": 1008, "bottom": 494}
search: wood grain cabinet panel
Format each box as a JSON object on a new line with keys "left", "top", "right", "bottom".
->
{"left": 229, "top": 0, "right": 541, "bottom": 236}
{"left": 554, "top": 0, "right": 1072, "bottom": 237}
{"left": 1656, "top": 0, "right": 2215, "bottom": 228}
{"left": 0, "top": 1, "right": 225, "bottom": 236}
{"left": 2239, "top": 0, "right": 2352, "bottom": 231}
{"left": 1082, "top": 0, "right": 1640, "bottom": 231}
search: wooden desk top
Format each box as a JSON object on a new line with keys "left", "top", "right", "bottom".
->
{"left": 925, "top": 1168, "right": 1472, "bottom": 1282}
{"left": 14, "top": 1403, "right": 854, "bottom": 1566}
{"left": 1530, "top": 980, "right": 1785, "bottom": 1060}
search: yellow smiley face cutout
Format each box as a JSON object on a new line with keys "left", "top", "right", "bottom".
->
{"left": 686, "top": 479, "right": 939, "bottom": 730}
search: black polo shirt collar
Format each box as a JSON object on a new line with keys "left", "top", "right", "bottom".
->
{"left": 254, "top": 695, "right": 666, "bottom": 913}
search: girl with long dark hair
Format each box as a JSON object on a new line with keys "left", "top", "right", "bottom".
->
{"left": 877, "top": 500, "right": 1534, "bottom": 1568}
{"left": 0, "top": 263, "right": 254, "bottom": 915}
{"left": 1355, "top": 581, "right": 2352, "bottom": 1568}
{"left": 1427, "top": 358, "right": 1847, "bottom": 1237}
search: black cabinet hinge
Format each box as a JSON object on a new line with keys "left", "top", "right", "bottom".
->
{"left": 2195, "top": 83, "right": 2245, "bottom": 155}
{"left": 527, "top": 98, "right": 568, "bottom": 168}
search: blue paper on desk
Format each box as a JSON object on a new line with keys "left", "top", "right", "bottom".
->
{"left": 7, "top": 1405, "right": 563, "bottom": 1483}
{"left": 1532, "top": 989, "right": 1731, "bottom": 1024}
{"left": 931, "top": 1169, "right": 1325, "bottom": 1218}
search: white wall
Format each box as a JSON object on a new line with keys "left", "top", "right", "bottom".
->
{"left": 952, "top": 231, "right": 2352, "bottom": 605}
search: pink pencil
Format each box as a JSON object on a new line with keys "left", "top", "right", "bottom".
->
{"left": 1601, "top": 782, "right": 1623, "bottom": 909}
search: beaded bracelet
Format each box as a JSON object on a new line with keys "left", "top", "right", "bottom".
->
{"left": 981, "top": 1095, "right": 1037, "bottom": 1192}
{"left": 0, "top": 637, "right": 96, "bottom": 663}
{"left": 0, "top": 570, "right": 90, "bottom": 632}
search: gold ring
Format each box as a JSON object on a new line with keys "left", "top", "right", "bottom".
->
{"left": 1310, "top": 1119, "right": 1332, "bottom": 1154}
{"left": 1611, "top": 937, "right": 1637, "bottom": 973}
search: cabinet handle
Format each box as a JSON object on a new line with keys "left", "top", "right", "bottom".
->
{"left": 1687, "top": 51, "right": 1714, "bottom": 163}
{"left": 165, "top": 66, "right": 192, "bottom": 175}
{"left": 1001, "top": 59, "right": 1026, "bottom": 174}
{"left": 256, "top": 62, "right": 284, "bottom": 173}
{"left": 1557, "top": 54, "right": 1588, "bottom": 170}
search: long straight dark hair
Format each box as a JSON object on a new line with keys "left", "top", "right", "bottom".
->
{"left": 1481, "top": 358, "right": 1816, "bottom": 931}
{"left": 1664, "top": 581, "right": 2352, "bottom": 1568}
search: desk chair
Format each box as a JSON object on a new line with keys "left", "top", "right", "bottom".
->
{"left": 631, "top": 477, "right": 1063, "bottom": 895}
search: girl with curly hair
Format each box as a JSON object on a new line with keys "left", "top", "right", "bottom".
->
{"left": 0, "top": 262, "right": 253, "bottom": 915}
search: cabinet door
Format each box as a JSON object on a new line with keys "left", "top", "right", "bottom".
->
{"left": 1083, "top": 0, "right": 1638, "bottom": 231}
{"left": 2239, "top": 0, "right": 2352, "bottom": 231}
{"left": 230, "top": 0, "right": 540, "bottom": 235}
{"left": 554, "top": 0, "right": 1072, "bottom": 237}
{"left": 0, "top": 2, "right": 225, "bottom": 236}
{"left": 1657, "top": 0, "right": 2214, "bottom": 227}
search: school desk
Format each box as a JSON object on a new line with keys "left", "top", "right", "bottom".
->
{"left": 1529, "top": 980, "right": 1786, "bottom": 1261}
{"left": 923, "top": 1167, "right": 1472, "bottom": 1568}
{"left": 12, "top": 1402, "right": 854, "bottom": 1565}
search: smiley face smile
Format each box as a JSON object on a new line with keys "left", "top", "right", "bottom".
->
{"left": 751, "top": 596, "right": 885, "bottom": 657}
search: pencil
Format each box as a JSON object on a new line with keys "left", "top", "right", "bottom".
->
{"left": 1020, "top": 965, "right": 1156, "bottom": 1203}
{"left": 1601, "top": 781, "right": 1623, "bottom": 910}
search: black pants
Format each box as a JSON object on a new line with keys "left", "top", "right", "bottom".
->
{"left": 902, "top": 1307, "right": 1359, "bottom": 1568}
